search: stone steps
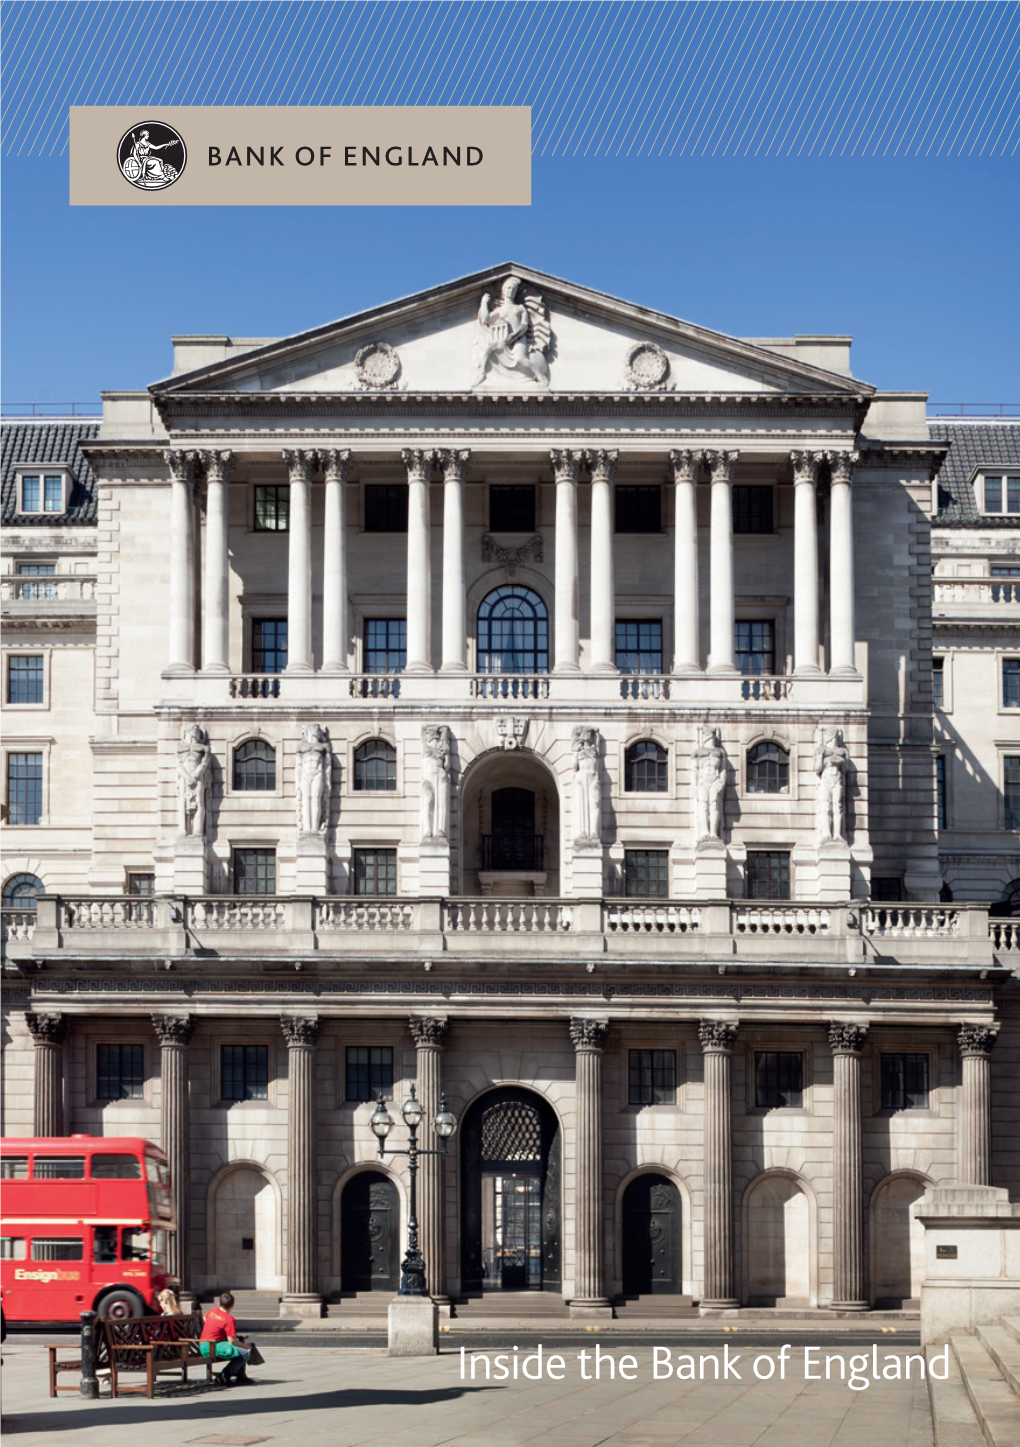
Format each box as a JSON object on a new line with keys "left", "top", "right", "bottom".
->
{"left": 928, "top": 1343, "right": 989, "bottom": 1447}
{"left": 948, "top": 1331, "right": 1020, "bottom": 1446}
{"left": 977, "top": 1326, "right": 1020, "bottom": 1401}
{"left": 453, "top": 1292, "right": 569, "bottom": 1319}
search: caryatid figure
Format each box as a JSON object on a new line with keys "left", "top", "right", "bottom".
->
{"left": 692, "top": 726, "right": 727, "bottom": 841}
{"left": 421, "top": 725, "right": 452, "bottom": 840}
{"left": 296, "top": 724, "right": 332, "bottom": 836}
{"left": 571, "top": 725, "right": 602, "bottom": 843}
{"left": 814, "top": 727, "right": 850, "bottom": 842}
{"left": 176, "top": 723, "right": 211, "bottom": 838}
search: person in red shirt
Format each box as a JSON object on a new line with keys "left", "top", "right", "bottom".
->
{"left": 199, "top": 1291, "right": 252, "bottom": 1385}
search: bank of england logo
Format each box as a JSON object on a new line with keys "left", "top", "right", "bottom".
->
{"left": 117, "top": 121, "right": 186, "bottom": 191}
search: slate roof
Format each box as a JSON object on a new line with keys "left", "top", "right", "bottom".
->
{"left": 1, "top": 421, "right": 99, "bottom": 526}
{"left": 929, "top": 419, "right": 1020, "bottom": 526}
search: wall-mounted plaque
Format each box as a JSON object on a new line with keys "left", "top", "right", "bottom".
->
{"left": 936, "top": 1244, "right": 958, "bottom": 1259}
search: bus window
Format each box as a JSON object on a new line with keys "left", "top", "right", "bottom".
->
{"left": 144, "top": 1156, "right": 168, "bottom": 1185}
{"left": 93, "top": 1226, "right": 118, "bottom": 1264}
{"left": 91, "top": 1154, "right": 142, "bottom": 1180}
{"left": 35, "top": 1157, "right": 86, "bottom": 1179}
{"left": 1, "top": 1238, "right": 27, "bottom": 1259}
{"left": 1, "top": 1157, "right": 28, "bottom": 1179}
{"left": 32, "top": 1238, "right": 84, "bottom": 1261}
{"left": 150, "top": 1229, "right": 168, "bottom": 1267}
{"left": 121, "top": 1228, "right": 150, "bottom": 1262}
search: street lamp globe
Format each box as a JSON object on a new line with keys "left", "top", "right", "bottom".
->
{"left": 434, "top": 1093, "right": 458, "bottom": 1139}
{"left": 370, "top": 1096, "right": 394, "bottom": 1141}
{"left": 401, "top": 1084, "right": 425, "bottom": 1128}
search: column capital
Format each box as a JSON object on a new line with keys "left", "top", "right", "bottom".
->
{"left": 198, "top": 450, "right": 233, "bottom": 484}
{"left": 569, "top": 1016, "right": 609, "bottom": 1053}
{"left": 550, "top": 448, "right": 584, "bottom": 482}
{"left": 151, "top": 1013, "right": 195, "bottom": 1047}
{"left": 321, "top": 448, "right": 351, "bottom": 483}
{"left": 401, "top": 447, "right": 435, "bottom": 482}
{"left": 163, "top": 449, "right": 198, "bottom": 483}
{"left": 280, "top": 1014, "right": 321, "bottom": 1048}
{"left": 704, "top": 449, "right": 739, "bottom": 483}
{"left": 437, "top": 449, "right": 471, "bottom": 482}
{"left": 958, "top": 1023, "right": 998, "bottom": 1058}
{"left": 698, "top": 1018, "right": 738, "bottom": 1053}
{"left": 26, "top": 1011, "right": 67, "bottom": 1045}
{"left": 827, "top": 1021, "right": 869, "bottom": 1055}
{"left": 409, "top": 1015, "right": 450, "bottom": 1049}
{"left": 791, "top": 450, "right": 824, "bottom": 486}
{"left": 282, "top": 449, "right": 317, "bottom": 483}
{"left": 826, "top": 450, "right": 858, "bottom": 486}
{"left": 585, "top": 449, "right": 618, "bottom": 482}
{"left": 669, "top": 449, "right": 704, "bottom": 484}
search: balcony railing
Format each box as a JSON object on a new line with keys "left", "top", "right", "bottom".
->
{"left": 470, "top": 673, "right": 549, "bottom": 700}
{"left": 1, "top": 576, "right": 96, "bottom": 604}
{"left": 933, "top": 578, "right": 1020, "bottom": 608}
{"left": 480, "top": 834, "right": 545, "bottom": 871}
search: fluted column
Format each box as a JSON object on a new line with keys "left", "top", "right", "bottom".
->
{"left": 165, "top": 450, "right": 197, "bottom": 673}
{"left": 409, "top": 1016, "right": 449, "bottom": 1299}
{"left": 403, "top": 449, "right": 434, "bottom": 672}
{"left": 552, "top": 450, "right": 583, "bottom": 672}
{"left": 670, "top": 450, "right": 703, "bottom": 673}
{"left": 152, "top": 1014, "right": 194, "bottom": 1285}
{"left": 792, "top": 451, "right": 823, "bottom": 676}
{"left": 828, "top": 450, "right": 858, "bottom": 675}
{"left": 282, "top": 450, "right": 315, "bottom": 673}
{"left": 569, "top": 1017, "right": 611, "bottom": 1315}
{"left": 27, "top": 1011, "right": 67, "bottom": 1137}
{"left": 698, "top": 1020, "right": 739, "bottom": 1307}
{"left": 828, "top": 1022, "right": 868, "bottom": 1310}
{"left": 439, "top": 451, "right": 470, "bottom": 672}
{"left": 958, "top": 1025, "right": 997, "bottom": 1186}
{"left": 706, "top": 451, "right": 739, "bottom": 674}
{"left": 200, "top": 450, "right": 233, "bottom": 672}
{"left": 281, "top": 1016, "right": 322, "bottom": 1313}
{"left": 587, "top": 450, "right": 618, "bottom": 673}
{"left": 321, "top": 449, "right": 351, "bottom": 672}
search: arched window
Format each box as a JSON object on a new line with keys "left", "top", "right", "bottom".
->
{"left": 747, "top": 742, "right": 790, "bottom": 794}
{"left": 3, "top": 873, "right": 44, "bottom": 908}
{"left": 233, "top": 739, "right": 276, "bottom": 791}
{"left": 354, "top": 739, "right": 397, "bottom": 791}
{"left": 625, "top": 741, "right": 668, "bottom": 792}
{"left": 477, "top": 586, "right": 548, "bottom": 674}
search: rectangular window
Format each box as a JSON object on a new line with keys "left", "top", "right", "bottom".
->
{"left": 624, "top": 849, "right": 669, "bottom": 898}
{"left": 615, "top": 620, "right": 663, "bottom": 674}
{"left": 991, "top": 567, "right": 1020, "bottom": 602}
{"left": 932, "top": 657, "right": 944, "bottom": 707}
{"left": 97, "top": 1044, "right": 145, "bottom": 1100}
{"left": 91, "top": 1154, "right": 142, "bottom": 1180}
{"left": 44, "top": 476, "right": 64, "bottom": 512}
{"left": 364, "top": 619, "right": 407, "bottom": 674}
{"left": 628, "top": 1049, "right": 676, "bottom": 1105}
{"left": 615, "top": 485, "right": 661, "bottom": 533}
{"left": 233, "top": 848, "right": 276, "bottom": 895}
{"left": 7, "top": 752, "right": 42, "bottom": 825}
{"left": 746, "top": 850, "right": 791, "bottom": 900}
{"left": 489, "top": 485, "right": 536, "bottom": 532}
{"left": 127, "top": 873, "right": 155, "bottom": 896}
{"left": 871, "top": 876, "right": 904, "bottom": 902}
{"left": 736, "top": 620, "right": 775, "bottom": 675}
{"left": 32, "top": 1238, "right": 84, "bottom": 1261}
{"left": 252, "top": 618, "right": 288, "bottom": 674}
{"left": 0, "top": 1238, "right": 27, "bottom": 1259}
{"left": 20, "top": 476, "right": 40, "bottom": 511}
{"left": 936, "top": 755, "right": 946, "bottom": 829}
{"left": 983, "top": 473, "right": 1020, "bottom": 514}
{"left": 1003, "top": 659, "right": 1020, "bottom": 709}
{"left": 1005, "top": 755, "right": 1020, "bottom": 832}
{"left": 345, "top": 1045, "right": 394, "bottom": 1102}
{"left": 0, "top": 1158, "right": 28, "bottom": 1179}
{"left": 221, "top": 1044, "right": 269, "bottom": 1102}
{"left": 253, "top": 485, "right": 289, "bottom": 531}
{"left": 353, "top": 848, "right": 397, "bottom": 896}
{"left": 881, "top": 1052, "right": 930, "bottom": 1110}
{"left": 755, "top": 1051, "right": 803, "bottom": 1108}
{"left": 7, "top": 656, "right": 44, "bottom": 705}
{"left": 364, "top": 483, "right": 409, "bottom": 532}
{"left": 34, "top": 1157, "right": 85, "bottom": 1179}
{"left": 16, "top": 563, "right": 56, "bottom": 601}
{"left": 732, "top": 485, "right": 774, "bottom": 533}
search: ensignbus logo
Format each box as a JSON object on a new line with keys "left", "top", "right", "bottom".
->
{"left": 15, "top": 1268, "right": 81, "bottom": 1283}
{"left": 117, "top": 121, "right": 186, "bottom": 191}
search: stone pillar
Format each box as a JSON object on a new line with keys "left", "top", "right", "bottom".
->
{"left": 200, "top": 450, "right": 233, "bottom": 672}
{"left": 280, "top": 1015, "right": 322, "bottom": 1316}
{"left": 569, "top": 1017, "right": 612, "bottom": 1317}
{"left": 552, "top": 450, "right": 583, "bottom": 673}
{"left": 671, "top": 449, "right": 703, "bottom": 673}
{"left": 958, "top": 1025, "right": 998, "bottom": 1186}
{"left": 706, "top": 451, "right": 739, "bottom": 674}
{"left": 698, "top": 1019, "right": 739, "bottom": 1309}
{"left": 439, "top": 450, "right": 470, "bottom": 672}
{"left": 321, "top": 449, "right": 351, "bottom": 672}
{"left": 165, "top": 450, "right": 197, "bottom": 673}
{"left": 403, "top": 449, "right": 434, "bottom": 672}
{"left": 587, "top": 450, "right": 618, "bottom": 673}
{"left": 828, "top": 450, "right": 859, "bottom": 675}
{"left": 409, "top": 1016, "right": 450, "bottom": 1302}
{"left": 152, "top": 1014, "right": 194, "bottom": 1288}
{"left": 792, "top": 451, "right": 823, "bottom": 676}
{"left": 828, "top": 1022, "right": 869, "bottom": 1310}
{"left": 26, "top": 1011, "right": 67, "bottom": 1137}
{"left": 282, "top": 449, "right": 315, "bottom": 673}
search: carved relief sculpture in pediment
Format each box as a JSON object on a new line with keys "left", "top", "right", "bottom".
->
{"left": 354, "top": 341, "right": 402, "bottom": 390}
{"left": 623, "top": 341, "right": 674, "bottom": 391}
{"left": 472, "top": 275, "right": 551, "bottom": 388}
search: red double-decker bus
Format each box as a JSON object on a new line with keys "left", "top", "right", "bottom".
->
{"left": 1, "top": 1135, "right": 178, "bottom": 1323}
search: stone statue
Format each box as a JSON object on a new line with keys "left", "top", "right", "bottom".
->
{"left": 421, "top": 725, "right": 451, "bottom": 840}
{"left": 815, "top": 727, "right": 850, "bottom": 842}
{"left": 692, "top": 726, "right": 727, "bottom": 841}
{"left": 571, "top": 725, "right": 601, "bottom": 843}
{"left": 296, "top": 724, "right": 332, "bottom": 835}
{"left": 176, "top": 723, "right": 211, "bottom": 838}
{"left": 473, "top": 276, "right": 551, "bottom": 388}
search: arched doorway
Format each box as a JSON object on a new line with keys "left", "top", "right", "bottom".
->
{"left": 461, "top": 752, "right": 560, "bottom": 896}
{"left": 744, "top": 1175, "right": 811, "bottom": 1306}
{"left": 621, "top": 1174, "right": 682, "bottom": 1295}
{"left": 211, "top": 1165, "right": 277, "bottom": 1291}
{"left": 871, "top": 1175, "right": 928, "bottom": 1307}
{"left": 341, "top": 1172, "right": 400, "bottom": 1291}
{"left": 461, "top": 1088, "right": 560, "bottom": 1293}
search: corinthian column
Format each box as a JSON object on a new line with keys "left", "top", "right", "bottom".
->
{"left": 282, "top": 450, "right": 316, "bottom": 673}
{"left": 587, "top": 450, "right": 618, "bottom": 672}
{"left": 439, "top": 451, "right": 470, "bottom": 672}
{"left": 958, "top": 1025, "right": 997, "bottom": 1186}
{"left": 281, "top": 1016, "right": 322, "bottom": 1315}
{"left": 152, "top": 1014, "right": 194, "bottom": 1285}
{"left": 403, "top": 449, "right": 434, "bottom": 672}
{"left": 828, "top": 1022, "right": 868, "bottom": 1310}
{"left": 791, "top": 451, "right": 823, "bottom": 676}
{"left": 200, "top": 450, "right": 233, "bottom": 673}
{"left": 706, "top": 451, "right": 738, "bottom": 674}
{"left": 551, "top": 450, "right": 583, "bottom": 672}
{"left": 26, "top": 1011, "right": 67, "bottom": 1137}
{"left": 165, "top": 450, "right": 197, "bottom": 673}
{"left": 569, "top": 1017, "right": 611, "bottom": 1317}
{"left": 321, "top": 449, "right": 351, "bottom": 672}
{"left": 409, "top": 1016, "right": 450, "bottom": 1300}
{"left": 827, "top": 451, "right": 858, "bottom": 675}
{"left": 698, "top": 1020, "right": 739, "bottom": 1308}
{"left": 670, "top": 450, "right": 703, "bottom": 673}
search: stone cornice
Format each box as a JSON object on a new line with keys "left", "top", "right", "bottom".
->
{"left": 857, "top": 443, "right": 950, "bottom": 479}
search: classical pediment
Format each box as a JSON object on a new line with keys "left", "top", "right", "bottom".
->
{"left": 151, "top": 263, "right": 871, "bottom": 402}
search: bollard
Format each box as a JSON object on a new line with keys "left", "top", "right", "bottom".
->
{"left": 79, "top": 1310, "right": 99, "bottom": 1400}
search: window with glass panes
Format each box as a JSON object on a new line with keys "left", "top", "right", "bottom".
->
{"left": 19, "top": 475, "right": 63, "bottom": 513}
{"left": 755, "top": 1051, "right": 803, "bottom": 1108}
{"left": 354, "top": 848, "right": 397, "bottom": 895}
{"left": 3, "top": 874, "right": 43, "bottom": 908}
{"left": 615, "top": 485, "right": 661, "bottom": 533}
{"left": 233, "top": 848, "right": 276, "bottom": 895}
{"left": 364, "top": 619, "right": 406, "bottom": 673}
{"left": 933, "top": 657, "right": 944, "bottom": 707}
{"left": 991, "top": 566, "right": 1020, "bottom": 602}
{"left": 747, "top": 742, "right": 789, "bottom": 793}
{"left": 628, "top": 1049, "right": 676, "bottom": 1105}
{"left": 233, "top": 739, "right": 276, "bottom": 790}
{"left": 746, "top": 850, "right": 790, "bottom": 900}
{"left": 97, "top": 1044, "right": 145, "bottom": 1100}
{"left": 346, "top": 1046, "right": 394, "bottom": 1101}
{"left": 732, "top": 485, "right": 773, "bottom": 533}
{"left": 7, "top": 752, "right": 42, "bottom": 825}
{"left": 936, "top": 755, "right": 946, "bottom": 829}
{"left": 17, "top": 563, "right": 56, "bottom": 600}
{"left": 624, "top": 849, "right": 668, "bottom": 898}
{"left": 1003, "top": 660, "right": 1020, "bottom": 709}
{"left": 871, "top": 876, "right": 904, "bottom": 902}
{"left": 1005, "top": 756, "right": 1020, "bottom": 831}
{"left": 624, "top": 741, "right": 668, "bottom": 792}
{"left": 881, "top": 1052, "right": 929, "bottom": 1109}
{"left": 127, "top": 874, "right": 155, "bottom": 896}
{"left": 735, "top": 621, "right": 775, "bottom": 675}
{"left": 252, "top": 619, "right": 287, "bottom": 673}
{"left": 489, "top": 485, "right": 536, "bottom": 532}
{"left": 364, "top": 484, "right": 408, "bottom": 532}
{"left": 353, "top": 739, "right": 397, "bottom": 790}
{"left": 253, "top": 485, "right": 289, "bottom": 531}
{"left": 221, "top": 1044, "right": 269, "bottom": 1101}
{"left": 8, "top": 656, "right": 43, "bottom": 704}
{"left": 615, "top": 620, "right": 663, "bottom": 674}
{"left": 982, "top": 473, "right": 1020, "bottom": 514}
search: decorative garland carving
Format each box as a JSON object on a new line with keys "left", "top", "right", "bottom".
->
{"left": 481, "top": 533, "right": 543, "bottom": 579}
{"left": 827, "top": 1022, "right": 869, "bottom": 1054}
{"left": 26, "top": 1011, "right": 67, "bottom": 1045}
{"left": 354, "top": 342, "right": 402, "bottom": 390}
{"left": 569, "top": 1017, "right": 609, "bottom": 1052}
{"left": 151, "top": 1014, "right": 195, "bottom": 1047}
{"left": 409, "top": 1016, "right": 449, "bottom": 1048}
{"left": 280, "top": 1015, "right": 321, "bottom": 1048}
{"left": 957, "top": 1024, "right": 998, "bottom": 1057}
{"left": 623, "top": 341, "right": 673, "bottom": 391}
{"left": 698, "top": 1019, "right": 738, "bottom": 1053}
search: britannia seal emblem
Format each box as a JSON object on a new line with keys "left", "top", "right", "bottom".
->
{"left": 117, "top": 121, "right": 186, "bottom": 191}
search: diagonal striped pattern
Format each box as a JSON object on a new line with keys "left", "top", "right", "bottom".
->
{"left": 2, "top": 0, "right": 1019, "bottom": 157}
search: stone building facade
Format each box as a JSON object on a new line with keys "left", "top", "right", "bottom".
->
{"left": 2, "top": 265, "right": 1017, "bottom": 1318}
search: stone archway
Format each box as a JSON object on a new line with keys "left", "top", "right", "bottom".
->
{"left": 870, "top": 1174, "right": 929, "bottom": 1307}
{"left": 744, "top": 1174, "right": 811, "bottom": 1307}
{"left": 460, "top": 751, "right": 561, "bottom": 896}
{"left": 621, "top": 1174, "right": 682, "bottom": 1295}
{"left": 210, "top": 1164, "right": 278, "bottom": 1291}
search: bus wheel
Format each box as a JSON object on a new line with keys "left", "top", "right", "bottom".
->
{"left": 95, "top": 1289, "right": 145, "bottom": 1321}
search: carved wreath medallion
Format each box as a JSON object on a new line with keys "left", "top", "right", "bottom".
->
{"left": 623, "top": 341, "right": 673, "bottom": 391}
{"left": 355, "top": 342, "right": 402, "bottom": 390}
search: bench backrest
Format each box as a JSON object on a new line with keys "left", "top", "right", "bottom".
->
{"left": 99, "top": 1311, "right": 204, "bottom": 1367}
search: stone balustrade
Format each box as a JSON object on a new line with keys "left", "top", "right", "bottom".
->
{"left": 934, "top": 577, "right": 1020, "bottom": 605}
{"left": 1, "top": 575, "right": 96, "bottom": 605}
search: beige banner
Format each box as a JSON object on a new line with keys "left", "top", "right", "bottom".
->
{"left": 70, "top": 106, "right": 530, "bottom": 206}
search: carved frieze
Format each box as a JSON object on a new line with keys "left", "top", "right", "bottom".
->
{"left": 280, "top": 1015, "right": 321, "bottom": 1048}
{"left": 698, "top": 1019, "right": 738, "bottom": 1053}
{"left": 570, "top": 1017, "right": 609, "bottom": 1052}
{"left": 623, "top": 341, "right": 673, "bottom": 391}
{"left": 151, "top": 1013, "right": 195, "bottom": 1047}
{"left": 481, "top": 533, "right": 543, "bottom": 579}
{"left": 827, "top": 1022, "right": 869, "bottom": 1054}
{"left": 354, "top": 341, "right": 402, "bottom": 390}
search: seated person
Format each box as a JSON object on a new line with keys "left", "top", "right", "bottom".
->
{"left": 198, "top": 1291, "right": 252, "bottom": 1384}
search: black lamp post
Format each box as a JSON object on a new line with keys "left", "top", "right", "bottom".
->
{"left": 370, "top": 1084, "right": 457, "bottom": 1296}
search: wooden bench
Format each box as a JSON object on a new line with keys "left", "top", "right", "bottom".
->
{"left": 47, "top": 1311, "right": 214, "bottom": 1399}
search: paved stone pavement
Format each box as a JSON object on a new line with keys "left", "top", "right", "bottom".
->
{"left": 1, "top": 1340, "right": 935, "bottom": 1446}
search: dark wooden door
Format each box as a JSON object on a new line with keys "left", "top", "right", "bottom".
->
{"left": 342, "top": 1172, "right": 399, "bottom": 1291}
{"left": 622, "top": 1175, "right": 681, "bottom": 1294}
{"left": 491, "top": 788, "right": 537, "bottom": 869}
